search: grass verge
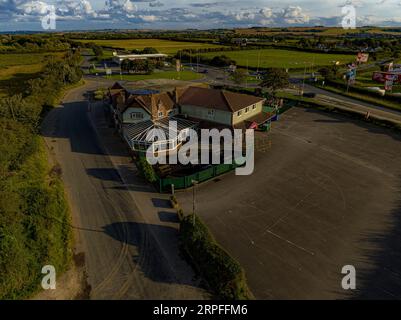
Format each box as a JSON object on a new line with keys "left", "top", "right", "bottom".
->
{"left": 0, "top": 137, "right": 72, "bottom": 299}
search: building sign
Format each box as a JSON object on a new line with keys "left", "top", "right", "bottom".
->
{"left": 346, "top": 64, "right": 357, "bottom": 84}
{"left": 357, "top": 52, "right": 369, "bottom": 63}
{"left": 385, "top": 80, "right": 393, "bottom": 91}
{"left": 372, "top": 71, "right": 401, "bottom": 83}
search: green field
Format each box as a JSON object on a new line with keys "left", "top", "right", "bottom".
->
{"left": 77, "top": 39, "right": 226, "bottom": 54}
{"left": 200, "top": 49, "right": 355, "bottom": 69}
{"left": 0, "top": 52, "right": 63, "bottom": 96}
{"left": 108, "top": 70, "right": 203, "bottom": 81}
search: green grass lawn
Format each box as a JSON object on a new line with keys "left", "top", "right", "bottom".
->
{"left": 108, "top": 70, "right": 203, "bottom": 81}
{"left": 200, "top": 49, "right": 355, "bottom": 69}
{"left": 77, "top": 39, "right": 226, "bottom": 55}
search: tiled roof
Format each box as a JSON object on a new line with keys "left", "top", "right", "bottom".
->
{"left": 178, "top": 87, "right": 265, "bottom": 112}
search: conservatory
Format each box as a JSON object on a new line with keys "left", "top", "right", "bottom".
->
{"left": 123, "top": 117, "right": 198, "bottom": 154}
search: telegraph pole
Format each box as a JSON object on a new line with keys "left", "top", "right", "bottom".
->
{"left": 192, "top": 180, "right": 198, "bottom": 226}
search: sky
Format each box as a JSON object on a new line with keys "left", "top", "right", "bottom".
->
{"left": 1, "top": 0, "right": 401, "bottom": 31}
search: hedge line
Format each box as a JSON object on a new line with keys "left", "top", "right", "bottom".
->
{"left": 324, "top": 79, "right": 401, "bottom": 107}
{"left": 179, "top": 214, "right": 251, "bottom": 300}
{"left": 283, "top": 97, "right": 401, "bottom": 132}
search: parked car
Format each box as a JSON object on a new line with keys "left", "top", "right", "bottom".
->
{"left": 303, "top": 92, "right": 316, "bottom": 98}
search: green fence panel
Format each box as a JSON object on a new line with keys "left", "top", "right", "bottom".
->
{"left": 159, "top": 163, "right": 240, "bottom": 192}
{"left": 197, "top": 167, "right": 214, "bottom": 182}
{"left": 263, "top": 106, "right": 275, "bottom": 113}
{"left": 215, "top": 164, "right": 232, "bottom": 175}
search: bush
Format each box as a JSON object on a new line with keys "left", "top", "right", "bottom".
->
{"left": 136, "top": 156, "right": 158, "bottom": 183}
{"left": 170, "top": 195, "right": 179, "bottom": 209}
{"left": 180, "top": 214, "right": 251, "bottom": 300}
{"left": 325, "top": 79, "right": 401, "bottom": 107}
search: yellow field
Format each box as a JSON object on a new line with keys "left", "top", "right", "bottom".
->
{"left": 76, "top": 39, "right": 225, "bottom": 54}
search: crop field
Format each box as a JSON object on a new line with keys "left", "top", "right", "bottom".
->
{"left": 0, "top": 52, "right": 63, "bottom": 96}
{"left": 200, "top": 49, "right": 355, "bottom": 69}
{"left": 76, "top": 39, "right": 226, "bottom": 54}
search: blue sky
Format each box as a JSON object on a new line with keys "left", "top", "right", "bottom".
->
{"left": 1, "top": 0, "right": 401, "bottom": 31}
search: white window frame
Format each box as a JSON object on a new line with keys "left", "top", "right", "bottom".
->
{"left": 130, "top": 112, "right": 143, "bottom": 119}
{"left": 158, "top": 111, "right": 164, "bottom": 118}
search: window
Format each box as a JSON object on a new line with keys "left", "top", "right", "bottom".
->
{"left": 245, "top": 107, "right": 249, "bottom": 113}
{"left": 158, "top": 111, "right": 164, "bottom": 118}
{"left": 237, "top": 110, "right": 242, "bottom": 117}
{"left": 252, "top": 104, "right": 257, "bottom": 110}
{"left": 130, "top": 112, "right": 143, "bottom": 119}
{"left": 207, "top": 109, "right": 215, "bottom": 119}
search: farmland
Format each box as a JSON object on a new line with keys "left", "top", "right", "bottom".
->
{"left": 200, "top": 49, "right": 355, "bottom": 69}
{"left": 76, "top": 39, "right": 226, "bottom": 54}
{"left": 0, "top": 52, "right": 63, "bottom": 96}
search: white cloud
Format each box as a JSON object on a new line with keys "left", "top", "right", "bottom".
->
{"left": 259, "top": 7, "right": 273, "bottom": 19}
{"left": 279, "top": 6, "right": 309, "bottom": 24}
{"left": 138, "top": 14, "right": 158, "bottom": 22}
{"left": 122, "top": 0, "right": 137, "bottom": 13}
{"left": 18, "top": 1, "right": 49, "bottom": 15}
{"left": 2, "top": 0, "right": 401, "bottom": 30}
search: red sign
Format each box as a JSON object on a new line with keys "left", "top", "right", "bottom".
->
{"left": 249, "top": 122, "right": 258, "bottom": 130}
{"left": 372, "top": 71, "right": 401, "bottom": 83}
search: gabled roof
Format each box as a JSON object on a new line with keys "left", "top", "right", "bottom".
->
{"left": 178, "top": 87, "right": 264, "bottom": 112}
{"left": 123, "top": 92, "right": 176, "bottom": 116}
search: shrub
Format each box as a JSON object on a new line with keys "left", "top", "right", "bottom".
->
{"left": 136, "top": 156, "right": 158, "bottom": 183}
{"left": 170, "top": 195, "right": 179, "bottom": 209}
{"left": 180, "top": 214, "right": 251, "bottom": 300}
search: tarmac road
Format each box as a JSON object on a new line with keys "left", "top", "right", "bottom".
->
{"left": 41, "top": 80, "right": 206, "bottom": 299}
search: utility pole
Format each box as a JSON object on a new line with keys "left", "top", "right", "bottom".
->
{"left": 192, "top": 180, "right": 198, "bottom": 226}
{"left": 301, "top": 63, "right": 307, "bottom": 95}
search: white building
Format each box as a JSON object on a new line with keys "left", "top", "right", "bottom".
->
{"left": 112, "top": 52, "right": 168, "bottom": 65}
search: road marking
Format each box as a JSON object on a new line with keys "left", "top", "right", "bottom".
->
{"left": 263, "top": 228, "right": 315, "bottom": 256}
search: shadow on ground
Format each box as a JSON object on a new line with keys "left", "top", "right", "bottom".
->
{"left": 102, "top": 222, "right": 199, "bottom": 287}
{"left": 41, "top": 99, "right": 128, "bottom": 157}
{"left": 306, "top": 107, "right": 401, "bottom": 143}
{"left": 349, "top": 194, "right": 401, "bottom": 299}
